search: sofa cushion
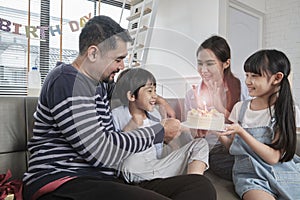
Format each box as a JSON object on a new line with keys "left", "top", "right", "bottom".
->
{"left": 0, "top": 152, "right": 27, "bottom": 179}
{"left": 25, "top": 97, "right": 38, "bottom": 141}
{"left": 0, "top": 96, "right": 38, "bottom": 180}
{"left": 205, "top": 170, "right": 239, "bottom": 200}
{"left": 0, "top": 97, "right": 26, "bottom": 153}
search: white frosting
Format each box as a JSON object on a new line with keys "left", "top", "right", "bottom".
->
{"left": 185, "top": 109, "right": 225, "bottom": 131}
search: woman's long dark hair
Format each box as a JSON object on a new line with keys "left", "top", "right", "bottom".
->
{"left": 197, "top": 35, "right": 241, "bottom": 112}
{"left": 244, "top": 49, "right": 296, "bottom": 162}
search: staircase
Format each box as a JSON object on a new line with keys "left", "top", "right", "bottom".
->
{"left": 123, "top": 0, "right": 158, "bottom": 68}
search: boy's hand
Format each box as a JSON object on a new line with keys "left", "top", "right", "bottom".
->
{"left": 160, "top": 118, "right": 181, "bottom": 143}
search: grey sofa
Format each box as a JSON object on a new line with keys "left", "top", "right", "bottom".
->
{"left": 0, "top": 96, "right": 299, "bottom": 200}
{"left": 0, "top": 96, "right": 37, "bottom": 180}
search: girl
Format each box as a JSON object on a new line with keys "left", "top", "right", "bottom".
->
{"left": 112, "top": 68, "right": 210, "bottom": 183}
{"left": 220, "top": 49, "right": 300, "bottom": 200}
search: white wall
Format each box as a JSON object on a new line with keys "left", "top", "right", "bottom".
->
{"left": 264, "top": 0, "right": 300, "bottom": 106}
{"left": 227, "top": 2, "right": 264, "bottom": 85}
{"left": 218, "top": 0, "right": 266, "bottom": 36}
{"left": 143, "top": 0, "right": 300, "bottom": 103}
{"left": 145, "top": 0, "right": 220, "bottom": 98}
{"left": 220, "top": 0, "right": 300, "bottom": 106}
{"left": 234, "top": 0, "right": 266, "bottom": 13}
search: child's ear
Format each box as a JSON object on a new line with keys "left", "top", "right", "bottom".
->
{"left": 126, "top": 91, "right": 135, "bottom": 102}
{"left": 273, "top": 72, "right": 284, "bottom": 85}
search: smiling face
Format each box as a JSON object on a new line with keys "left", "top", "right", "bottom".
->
{"left": 245, "top": 72, "right": 279, "bottom": 99}
{"left": 83, "top": 38, "right": 128, "bottom": 83}
{"left": 197, "top": 49, "right": 227, "bottom": 85}
{"left": 99, "top": 39, "right": 128, "bottom": 83}
{"left": 133, "top": 81, "right": 157, "bottom": 112}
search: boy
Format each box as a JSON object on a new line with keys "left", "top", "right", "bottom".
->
{"left": 112, "top": 68, "right": 209, "bottom": 183}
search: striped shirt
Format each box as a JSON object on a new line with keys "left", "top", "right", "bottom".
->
{"left": 23, "top": 62, "right": 164, "bottom": 199}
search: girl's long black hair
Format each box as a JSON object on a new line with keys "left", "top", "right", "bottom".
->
{"left": 244, "top": 49, "right": 296, "bottom": 162}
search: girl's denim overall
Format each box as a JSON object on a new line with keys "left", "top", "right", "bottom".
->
{"left": 229, "top": 100, "right": 300, "bottom": 200}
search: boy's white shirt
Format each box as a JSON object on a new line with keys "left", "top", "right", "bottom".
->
{"left": 112, "top": 105, "right": 161, "bottom": 131}
{"left": 112, "top": 105, "right": 164, "bottom": 158}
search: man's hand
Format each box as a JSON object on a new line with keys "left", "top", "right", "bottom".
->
{"left": 160, "top": 118, "right": 181, "bottom": 143}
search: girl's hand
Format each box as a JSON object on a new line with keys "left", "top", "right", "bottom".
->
{"left": 220, "top": 123, "right": 244, "bottom": 136}
{"left": 221, "top": 123, "right": 282, "bottom": 164}
{"left": 215, "top": 124, "right": 239, "bottom": 149}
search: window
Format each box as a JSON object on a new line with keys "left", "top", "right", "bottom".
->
{"left": 0, "top": 0, "right": 130, "bottom": 95}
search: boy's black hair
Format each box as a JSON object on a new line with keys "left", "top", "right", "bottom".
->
{"left": 114, "top": 68, "right": 156, "bottom": 106}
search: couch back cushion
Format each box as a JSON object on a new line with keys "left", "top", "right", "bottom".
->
{"left": 0, "top": 96, "right": 299, "bottom": 180}
{"left": 165, "top": 98, "right": 185, "bottom": 121}
{"left": 0, "top": 96, "right": 38, "bottom": 179}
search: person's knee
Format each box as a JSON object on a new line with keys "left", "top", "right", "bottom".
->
{"left": 190, "top": 174, "right": 213, "bottom": 186}
{"left": 191, "top": 175, "right": 216, "bottom": 198}
{"left": 176, "top": 175, "right": 217, "bottom": 200}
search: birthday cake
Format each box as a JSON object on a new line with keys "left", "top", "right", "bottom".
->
{"left": 182, "top": 108, "right": 225, "bottom": 131}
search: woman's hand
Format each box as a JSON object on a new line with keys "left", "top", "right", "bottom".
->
{"left": 207, "top": 80, "right": 227, "bottom": 114}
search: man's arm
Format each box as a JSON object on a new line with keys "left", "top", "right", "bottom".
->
{"left": 112, "top": 106, "right": 181, "bottom": 144}
{"left": 43, "top": 74, "right": 163, "bottom": 168}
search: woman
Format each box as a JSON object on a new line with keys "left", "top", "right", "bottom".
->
{"left": 185, "top": 35, "right": 249, "bottom": 180}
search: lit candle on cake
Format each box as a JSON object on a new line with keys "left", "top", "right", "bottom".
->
{"left": 203, "top": 100, "right": 208, "bottom": 112}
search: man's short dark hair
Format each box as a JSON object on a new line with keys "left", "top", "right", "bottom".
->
{"left": 79, "top": 15, "right": 132, "bottom": 55}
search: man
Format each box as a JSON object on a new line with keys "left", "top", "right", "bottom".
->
{"left": 23, "top": 15, "right": 216, "bottom": 200}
